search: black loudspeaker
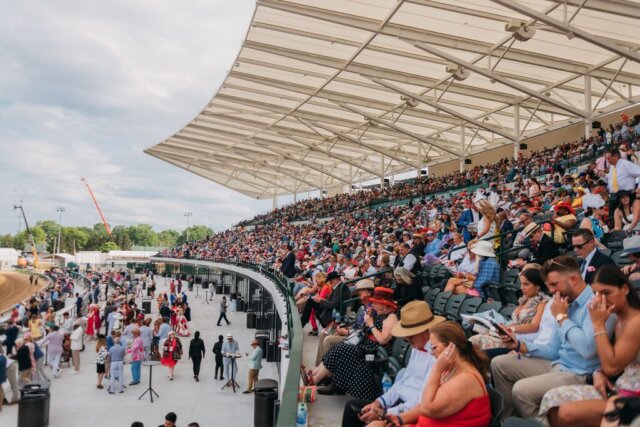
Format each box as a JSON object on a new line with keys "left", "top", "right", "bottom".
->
{"left": 519, "top": 143, "right": 528, "bottom": 150}
{"left": 592, "top": 121, "right": 601, "bottom": 129}
{"left": 420, "top": 170, "right": 427, "bottom": 175}
{"left": 464, "top": 159, "right": 472, "bottom": 165}
{"left": 383, "top": 178, "right": 390, "bottom": 184}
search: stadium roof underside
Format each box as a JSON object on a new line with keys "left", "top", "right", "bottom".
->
{"left": 146, "top": 0, "right": 640, "bottom": 200}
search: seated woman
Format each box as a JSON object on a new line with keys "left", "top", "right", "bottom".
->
{"left": 614, "top": 190, "right": 640, "bottom": 233}
{"left": 370, "top": 321, "right": 491, "bottom": 427}
{"left": 308, "top": 287, "right": 398, "bottom": 400}
{"left": 470, "top": 268, "right": 549, "bottom": 351}
{"left": 445, "top": 240, "right": 499, "bottom": 298}
{"left": 549, "top": 202, "right": 577, "bottom": 245}
{"left": 393, "top": 267, "right": 424, "bottom": 308}
{"left": 539, "top": 265, "right": 640, "bottom": 427}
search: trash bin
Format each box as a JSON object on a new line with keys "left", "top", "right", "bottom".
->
{"left": 254, "top": 379, "right": 278, "bottom": 427}
{"left": 266, "top": 341, "right": 277, "bottom": 362}
{"left": 236, "top": 298, "right": 244, "bottom": 312}
{"left": 255, "top": 330, "right": 269, "bottom": 359}
{"left": 141, "top": 298, "right": 152, "bottom": 314}
{"left": 246, "top": 310, "right": 257, "bottom": 329}
{"left": 19, "top": 381, "right": 50, "bottom": 426}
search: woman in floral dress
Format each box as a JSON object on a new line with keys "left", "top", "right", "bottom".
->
{"left": 539, "top": 265, "right": 640, "bottom": 427}
{"left": 470, "top": 268, "right": 549, "bottom": 350}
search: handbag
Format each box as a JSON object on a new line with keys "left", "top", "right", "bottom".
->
{"left": 344, "top": 329, "right": 362, "bottom": 346}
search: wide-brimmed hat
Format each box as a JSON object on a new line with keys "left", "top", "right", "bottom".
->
{"left": 522, "top": 222, "right": 541, "bottom": 239}
{"left": 168, "top": 331, "right": 176, "bottom": 336}
{"left": 471, "top": 240, "right": 496, "bottom": 258}
{"left": 620, "top": 236, "right": 640, "bottom": 257}
{"left": 326, "top": 271, "right": 343, "bottom": 282}
{"left": 354, "top": 279, "right": 374, "bottom": 291}
{"left": 553, "top": 202, "right": 575, "bottom": 215}
{"left": 226, "top": 333, "right": 233, "bottom": 339}
{"left": 369, "top": 287, "right": 397, "bottom": 310}
{"left": 392, "top": 301, "right": 445, "bottom": 337}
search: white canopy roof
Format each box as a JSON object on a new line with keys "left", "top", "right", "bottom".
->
{"left": 146, "top": 0, "right": 640, "bottom": 199}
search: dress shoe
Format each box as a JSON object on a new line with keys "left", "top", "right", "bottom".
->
{"left": 317, "top": 383, "right": 345, "bottom": 395}
{"left": 242, "top": 390, "right": 251, "bottom": 394}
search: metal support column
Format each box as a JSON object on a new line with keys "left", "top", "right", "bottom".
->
{"left": 459, "top": 124, "right": 465, "bottom": 172}
{"left": 417, "top": 140, "right": 423, "bottom": 178}
{"left": 514, "top": 103, "right": 521, "bottom": 159}
{"left": 380, "top": 154, "right": 385, "bottom": 189}
{"left": 584, "top": 74, "right": 593, "bottom": 139}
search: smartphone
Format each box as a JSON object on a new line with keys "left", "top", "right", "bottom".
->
{"left": 491, "top": 321, "right": 514, "bottom": 340}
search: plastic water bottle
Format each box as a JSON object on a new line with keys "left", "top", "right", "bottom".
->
{"left": 381, "top": 373, "right": 392, "bottom": 393}
{"left": 296, "top": 402, "right": 308, "bottom": 427}
{"left": 332, "top": 308, "right": 341, "bottom": 323}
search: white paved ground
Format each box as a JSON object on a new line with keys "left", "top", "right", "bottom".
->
{"left": 0, "top": 277, "right": 278, "bottom": 427}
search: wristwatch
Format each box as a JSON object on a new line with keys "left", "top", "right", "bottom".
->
{"left": 555, "top": 314, "right": 568, "bottom": 324}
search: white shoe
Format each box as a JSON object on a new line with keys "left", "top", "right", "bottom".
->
{"left": 71, "top": 370, "right": 79, "bottom": 374}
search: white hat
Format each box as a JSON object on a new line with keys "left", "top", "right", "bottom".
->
{"left": 226, "top": 333, "right": 233, "bottom": 338}
{"left": 471, "top": 240, "right": 496, "bottom": 258}
{"left": 621, "top": 236, "right": 640, "bottom": 257}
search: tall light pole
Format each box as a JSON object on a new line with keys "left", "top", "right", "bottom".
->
{"left": 184, "top": 212, "right": 192, "bottom": 242}
{"left": 56, "top": 207, "right": 65, "bottom": 254}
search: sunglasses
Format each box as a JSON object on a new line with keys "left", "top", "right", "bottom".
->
{"left": 572, "top": 239, "right": 593, "bottom": 250}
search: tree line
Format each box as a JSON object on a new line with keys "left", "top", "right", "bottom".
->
{"left": 0, "top": 222, "right": 213, "bottom": 253}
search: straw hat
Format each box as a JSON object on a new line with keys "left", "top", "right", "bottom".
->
{"left": 354, "top": 279, "right": 375, "bottom": 291}
{"left": 391, "top": 301, "right": 445, "bottom": 338}
{"left": 522, "top": 222, "right": 541, "bottom": 239}
{"left": 620, "top": 236, "right": 640, "bottom": 257}
{"left": 470, "top": 240, "right": 496, "bottom": 258}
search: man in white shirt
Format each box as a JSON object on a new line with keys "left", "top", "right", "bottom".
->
{"left": 341, "top": 301, "right": 445, "bottom": 426}
{"left": 604, "top": 148, "right": 640, "bottom": 193}
{"left": 70, "top": 322, "right": 84, "bottom": 374}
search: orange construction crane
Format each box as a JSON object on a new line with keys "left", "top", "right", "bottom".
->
{"left": 81, "top": 177, "right": 112, "bottom": 236}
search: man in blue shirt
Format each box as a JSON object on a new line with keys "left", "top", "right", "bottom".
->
{"left": 341, "top": 301, "right": 445, "bottom": 426}
{"left": 491, "top": 256, "right": 616, "bottom": 419}
{"left": 423, "top": 230, "right": 441, "bottom": 258}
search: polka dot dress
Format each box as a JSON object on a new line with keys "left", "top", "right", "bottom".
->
{"left": 322, "top": 313, "right": 393, "bottom": 401}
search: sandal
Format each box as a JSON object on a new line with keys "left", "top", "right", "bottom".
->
{"left": 306, "top": 369, "right": 315, "bottom": 386}
{"left": 300, "top": 365, "right": 309, "bottom": 386}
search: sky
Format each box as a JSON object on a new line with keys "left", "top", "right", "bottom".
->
{"left": 0, "top": 0, "right": 281, "bottom": 235}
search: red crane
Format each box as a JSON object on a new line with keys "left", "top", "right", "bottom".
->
{"left": 81, "top": 177, "right": 112, "bottom": 236}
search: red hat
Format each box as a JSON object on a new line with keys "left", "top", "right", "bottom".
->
{"left": 553, "top": 202, "right": 575, "bottom": 215}
{"left": 369, "top": 287, "right": 397, "bottom": 310}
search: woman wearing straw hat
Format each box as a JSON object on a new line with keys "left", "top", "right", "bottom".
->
{"left": 308, "top": 287, "right": 398, "bottom": 400}
{"left": 445, "top": 240, "right": 499, "bottom": 298}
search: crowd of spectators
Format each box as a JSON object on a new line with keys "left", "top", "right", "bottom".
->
{"left": 157, "top": 113, "right": 640, "bottom": 426}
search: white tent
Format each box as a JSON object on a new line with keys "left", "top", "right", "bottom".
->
{"left": 0, "top": 248, "right": 19, "bottom": 270}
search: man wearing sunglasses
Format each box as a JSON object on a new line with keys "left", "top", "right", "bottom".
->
{"left": 571, "top": 228, "right": 615, "bottom": 285}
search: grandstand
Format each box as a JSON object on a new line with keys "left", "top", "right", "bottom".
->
{"left": 148, "top": 1, "right": 640, "bottom": 426}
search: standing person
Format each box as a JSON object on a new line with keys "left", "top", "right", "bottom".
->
{"left": 75, "top": 293, "right": 83, "bottom": 317}
{"left": 243, "top": 339, "right": 262, "bottom": 394}
{"left": 221, "top": 333, "right": 240, "bottom": 383}
{"left": 188, "top": 331, "right": 206, "bottom": 382}
{"left": 32, "top": 339, "right": 50, "bottom": 381}
{"left": 12, "top": 339, "right": 31, "bottom": 386}
{"left": 1, "top": 320, "right": 19, "bottom": 355}
{"left": 127, "top": 327, "right": 144, "bottom": 385}
{"left": 161, "top": 331, "right": 182, "bottom": 381}
{"left": 280, "top": 244, "right": 297, "bottom": 280}
{"left": 38, "top": 325, "right": 64, "bottom": 378}
{"left": 108, "top": 337, "right": 125, "bottom": 394}
{"left": 28, "top": 313, "right": 43, "bottom": 340}
{"left": 213, "top": 335, "right": 224, "bottom": 380}
{"left": 140, "top": 318, "right": 153, "bottom": 361}
{"left": 95, "top": 335, "right": 108, "bottom": 389}
{"left": 217, "top": 296, "right": 230, "bottom": 326}
{"left": 70, "top": 322, "right": 84, "bottom": 374}
{"left": 0, "top": 347, "right": 6, "bottom": 412}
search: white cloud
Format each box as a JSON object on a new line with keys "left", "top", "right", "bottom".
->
{"left": 0, "top": 0, "right": 276, "bottom": 235}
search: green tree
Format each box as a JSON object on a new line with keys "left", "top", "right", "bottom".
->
{"left": 99, "top": 241, "right": 120, "bottom": 253}
{"left": 14, "top": 226, "right": 46, "bottom": 250}
{"left": 111, "top": 226, "right": 133, "bottom": 250}
{"left": 86, "top": 223, "right": 111, "bottom": 251}
{"left": 0, "top": 234, "right": 13, "bottom": 248}
{"left": 128, "top": 224, "right": 158, "bottom": 247}
{"left": 177, "top": 225, "right": 213, "bottom": 245}
{"left": 60, "top": 227, "right": 90, "bottom": 253}
{"left": 157, "top": 229, "right": 180, "bottom": 247}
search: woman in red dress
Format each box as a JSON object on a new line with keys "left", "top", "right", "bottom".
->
{"left": 161, "top": 331, "right": 182, "bottom": 380}
{"left": 86, "top": 305, "right": 101, "bottom": 340}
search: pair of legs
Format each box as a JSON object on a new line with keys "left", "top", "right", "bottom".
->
{"left": 130, "top": 360, "right": 141, "bottom": 384}
{"left": 72, "top": 349, "right": 80, "bottom": 372}
{"left": 443, "top": 277, "right": 473, "bottom": 295}
{"left": 47, "top": 351, "right": 61, "bottom": 377}
{"left": 217, "top": 312, "right": 230, "bottom": 326}
{"left": 491, "top": 354, "right": 586, "bottom": 418}
{"left": 315, "top": 335, "right": 344, "bottom": 366}
{"left": 214, "top": 357, "right": 223, "bottom": 379}
{"left": 191, "top": 356, "right": 202, "bottom": 380}
{"left": 110, "top": 361, "right": 124, "bottom": 393}
{"left": 245, "top": 368, "right": 259, "bottom": 392}
{"left": 97, "top": 363, "right": 105, "bottom": 388}
{"left": 223, "top": 359, "right": 237, "bottom": 380}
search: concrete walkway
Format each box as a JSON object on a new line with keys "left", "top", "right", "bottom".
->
{"left": 1, "top": 277, "right": 278, "bottom": 427}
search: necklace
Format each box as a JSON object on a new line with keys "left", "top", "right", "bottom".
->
{"left": 440, "top": 367, "right": 457, "bottom": 384}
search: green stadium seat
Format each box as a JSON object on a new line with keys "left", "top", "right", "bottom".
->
{"left": 425, "top": 287, "right": 441, "bottom": 308}
{"left": 432, "top": 291, "right": 452, "bottom": 315}
{"left": 478, "top": 301, "right": 502, "bottom": 313}
{"left": 499, "top": 304, "right": 517, "bottom": 320}
{"left": 444, "top": 294, "right": 468, "bottom": 321}
{"left": 488, "top": 388, "right": 504, "bottom": 427}
{"left": 499, "top": 283, "right": 522, "bottom": 306}
{"left": 459, "top": 296, "right": 483, "bottom": 316}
